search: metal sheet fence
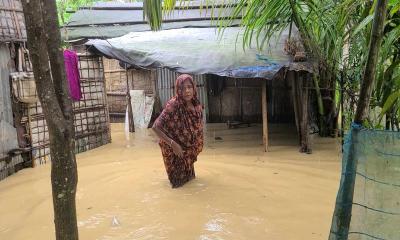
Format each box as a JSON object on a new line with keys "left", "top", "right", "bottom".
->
{"left": 156, "top": 68, "right": 208, "bottom": 115}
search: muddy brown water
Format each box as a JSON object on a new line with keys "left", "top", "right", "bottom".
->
{"left": 0, "top": 123, "right": 341, "bottom": 240}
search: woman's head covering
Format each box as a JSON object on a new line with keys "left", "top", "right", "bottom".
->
{"left": 175, "top": 74, "right": 200, "bottom": 106}
{"left": 153, "top": 73, "right": 204, "bottom": 154}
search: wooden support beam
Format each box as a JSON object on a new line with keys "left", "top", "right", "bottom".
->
{"left": 289, "top": 71, "right": 300, "bottom": 134}
{"left": 262, "top": 80, "right": 269, "bottom": 152}
{"left": 290, "top": 70, "right": 311, "bottom": 153}
{"left": 300, "top": 73, "right": 311, "bottom": 153}
{"left": 125, "top": 66, "right": 135, "bottom": 132}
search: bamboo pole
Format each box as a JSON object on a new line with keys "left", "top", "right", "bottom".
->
{"left": 262, "top": 80, "right": 269, "bottom": 152}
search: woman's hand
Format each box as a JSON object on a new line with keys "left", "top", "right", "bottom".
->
{"left": 171, "top": 140, "right": 184, "bottom": 158}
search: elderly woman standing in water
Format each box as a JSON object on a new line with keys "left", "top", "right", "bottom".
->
{"left": 152, "top": 74, "right": 204, "bottom": 188}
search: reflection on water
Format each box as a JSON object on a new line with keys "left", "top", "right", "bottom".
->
{"left": 0, "top": 123, "right": 341, "bottom": 240}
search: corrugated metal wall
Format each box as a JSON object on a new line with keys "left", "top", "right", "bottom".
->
{"left": 0, "top": 44, "right": 13, "bottom": 125}
{"left": 0, "top": 43, "right": 23, "bottom": 180}
{"left": 156, "top": 68, "right": 208, "bottom": 118}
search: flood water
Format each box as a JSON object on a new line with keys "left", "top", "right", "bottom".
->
{"left": 0, "top": 123, "right": 341, "bottom": 240}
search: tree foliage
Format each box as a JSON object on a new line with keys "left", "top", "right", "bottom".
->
{"left": 57, "top": 0, "right": 99, "bottom": 25}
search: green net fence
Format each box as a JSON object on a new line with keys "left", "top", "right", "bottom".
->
{"left": 329, "top": 123, "right": 400, "bottom": 240}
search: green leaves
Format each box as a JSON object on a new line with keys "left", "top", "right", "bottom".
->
{"left": 56, "top": 0, "right": 97, "bottom": 25}
{"left": 389, "top": 0, "right": 400, "bottom": 17}
{"left": 352, "top": 14, "right": 374, "bottom": 36}
{"left": 380, "top": 90, "right": 400, "bottom": 117}
{"left": 143, "top": 0, "right": 163, "bottom": 31}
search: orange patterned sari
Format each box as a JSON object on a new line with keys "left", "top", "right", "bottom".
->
{"left": 153, "top": 74, "right": 204, "bottom": 188}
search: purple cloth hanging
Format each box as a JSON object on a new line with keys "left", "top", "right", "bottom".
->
{"left": 64, "top": 49, "right": 82, "bottom": 101}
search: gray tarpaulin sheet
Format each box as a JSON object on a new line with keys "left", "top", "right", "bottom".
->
{"left": 86, "top": 27, "right": 295, "bottom": 79}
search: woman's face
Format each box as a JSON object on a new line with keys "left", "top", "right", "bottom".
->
{"left": 180, "top": 80, "right": 194, "bottom": 102}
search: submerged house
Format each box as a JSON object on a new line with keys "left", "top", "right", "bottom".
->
{"left": 0, "top": 0, "right": 111, "bottom": 180}
{"left": 64, "top": 1, "right": 314, "bottom": 153}
{"left": 63, "top": 1, "right": 235, "bottom": 123}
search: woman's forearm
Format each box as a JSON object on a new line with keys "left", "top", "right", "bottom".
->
{"left": 152, "top": 125, "right": 174, "bottom": 146}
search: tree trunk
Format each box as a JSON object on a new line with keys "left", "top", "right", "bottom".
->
{"left": 331, "top": 0, "right": 388, "bottom": 239}
{"left": 354, "top": 0, "right": 388, "bottom": 124}
{"left": 126, "top": 69, "right": 135, "bottom": 132}
{"left": 290, "top": 71, "right": 311, "bottom": 153}
{"left": 21, "top": 0, "right": 79, "bottom": 239}
{"left": 41, "top": 0, "right": 73, "bottom": 120}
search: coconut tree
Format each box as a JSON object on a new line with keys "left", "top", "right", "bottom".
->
{"left": 341, "top": 0, "right": 400, "bottom": 130}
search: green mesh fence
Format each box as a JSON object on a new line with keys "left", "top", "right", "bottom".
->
{"left": 330, "top": 123, "right": 400, "bottom": 240}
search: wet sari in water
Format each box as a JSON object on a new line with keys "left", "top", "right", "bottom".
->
{"left": 153, "top": 75, "right": 204, "bottom": 188}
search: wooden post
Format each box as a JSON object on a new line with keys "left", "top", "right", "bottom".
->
{"left": 290, "top": 70, "right": 311, "bottom": 153}
{"left": 27, "top": 104, "right": 33, "bottom": 167}
{"left": 300, "top": 73, "right": 311, "bottom": 153}
{"left": 262, "top": 80, "right": 269, "bottom": 152}
{"left": 289, "top": 71, "right": 300, "bottom": 134}
{"left": 125, "top": 67, "right": 135, "bottom": 132}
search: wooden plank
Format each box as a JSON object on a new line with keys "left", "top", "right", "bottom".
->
{"left": 106, "top": 91, "right": 126, "bottom": 96}
{"left": 104, "top": 69, "right": 126, "bottom": 73}
{"left": 262, "top": 80, "right": 269, "bottom": 152}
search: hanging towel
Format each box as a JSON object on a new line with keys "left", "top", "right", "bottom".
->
{"left": 63, "top": 50, "right": 82, "bottom": 101}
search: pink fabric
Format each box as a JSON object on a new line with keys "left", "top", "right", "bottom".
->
{"left": 64, "top": 50, "right": 82, "bottom": 101}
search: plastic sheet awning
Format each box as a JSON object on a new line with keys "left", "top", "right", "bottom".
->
{"left": 86, "top": 27, "right": 299, "bottom": 79}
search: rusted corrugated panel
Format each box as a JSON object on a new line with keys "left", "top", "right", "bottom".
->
{"left": 156, "top": 68, "right": 175, "bottom": 107}
{"left": 156, "top": 68, "right": 208, "bottom": 116}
